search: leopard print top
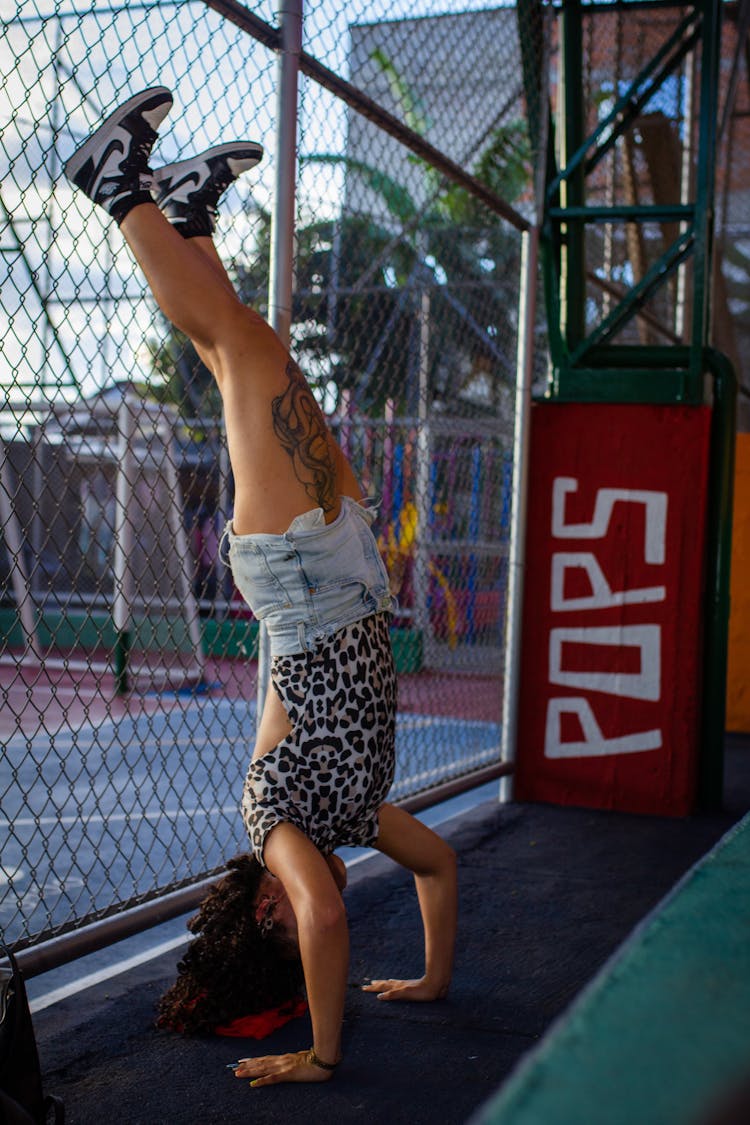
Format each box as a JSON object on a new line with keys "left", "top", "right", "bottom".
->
{"left": 242, "top": 611, "right": 396, "bottom": 865}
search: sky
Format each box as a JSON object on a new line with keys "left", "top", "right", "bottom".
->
{"left": 1, "top": 0, "right": 514, "bottom": 419}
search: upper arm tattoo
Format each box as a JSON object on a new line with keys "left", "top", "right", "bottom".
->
{"left": 271, "top": 359, "right": 337, "bottom": 512}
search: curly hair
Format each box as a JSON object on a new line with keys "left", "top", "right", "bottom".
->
{"left": 156, "top": 854, "right": 304, "bottom": 1035}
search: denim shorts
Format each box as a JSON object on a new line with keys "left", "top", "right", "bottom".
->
{"left": 223, "top": 496, "right": 395, "bottom": 657}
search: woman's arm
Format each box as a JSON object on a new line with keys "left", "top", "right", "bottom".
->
{"left": 364, "top": 803, "right": 457, "bottom": 1001}
{"left": 325, "top": 852, "right": 348, "bottom": 893}
{"left": 234, "top": 823, "right": 347, "bottom": 1086}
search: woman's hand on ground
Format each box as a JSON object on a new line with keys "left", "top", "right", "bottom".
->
{"left": 233, "top": 1049, "right": 335, "bottom": 1086}
{"left": 362, "top": 976, "right": 448, "bottom": 1002}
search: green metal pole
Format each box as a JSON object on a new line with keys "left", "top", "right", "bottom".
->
{"left": 698, "top": 347, "right": 737, "bottom": 811}
{"left": 560, "top": 0, "right": 586, "bottom": 359}
{"left": 114, "top": 629, "right": 131, "bottom": 696}
{"left": 690, "top": 0, "right": 722, "bottom": 388}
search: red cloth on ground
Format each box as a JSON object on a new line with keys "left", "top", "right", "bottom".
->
{"left": 214, "top": 996, "right": 308, "bottom": 1039}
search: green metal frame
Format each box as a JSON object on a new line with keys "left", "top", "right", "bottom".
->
{"left": 515, "top": 0, "right": 736, "bottom": 810}
{"left": 699, "top": 348, "right": 737, "bottom": 810}
{"left": 537, "top": 0, "right": 722, "bottom": 402}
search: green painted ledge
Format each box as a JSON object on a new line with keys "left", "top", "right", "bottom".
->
{"left": 0, "top": 608, "right": 423, "bottom": 673}
{"left": 473, "top": 812, "right": 750, "bottom": 1125}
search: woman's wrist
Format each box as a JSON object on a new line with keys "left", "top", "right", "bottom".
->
{"left": 422, "top": 971, "right": 451, "bottom": 998}
{"left": 310, "top": 1031, "right": 342, "bottom": 1066}
{"left": 307, "top": 1046, "right": 341, "bottom": 1071}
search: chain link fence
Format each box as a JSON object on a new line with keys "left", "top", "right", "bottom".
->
{"left": 1, "top": 0, "right": 539, "bottom": 953}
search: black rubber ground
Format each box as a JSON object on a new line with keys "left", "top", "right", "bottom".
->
{"left": 33, "top": 734, "right": 750, "bottom": 1125}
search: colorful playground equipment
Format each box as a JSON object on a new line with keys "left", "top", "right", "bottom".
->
{"left": 376, "top": 426, "right": 511, "bottom": 658}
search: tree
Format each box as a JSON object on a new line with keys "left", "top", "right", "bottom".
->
{"left": 145, "top": 56, "right": 532, "bottom": 423}
{"left": 282, "top": 114, "right": 531, "bottom": 418}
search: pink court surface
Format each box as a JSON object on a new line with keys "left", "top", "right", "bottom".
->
{"left": 0, "top": 650, "right": 501, "bottom": 742}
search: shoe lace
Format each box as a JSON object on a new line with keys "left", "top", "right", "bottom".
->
{"left": 121, "top": 125, "right": 158, "bottom": 182}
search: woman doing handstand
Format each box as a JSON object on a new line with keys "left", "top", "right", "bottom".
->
{"left": 63, "top": 88, "right": 457, "bottom": 1087}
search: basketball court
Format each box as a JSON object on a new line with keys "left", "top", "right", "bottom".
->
{"left": 1, "top": 655, "right": 501, "bottom": 945}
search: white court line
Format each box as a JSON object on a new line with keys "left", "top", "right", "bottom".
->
{"left": 18, "top": 710, "right": 500, "bottom": 1010}
{"left": 3, "top": 709, "right": 490, "bottom": 754}
{"left": 397, "top": 715, "right": 496, "bottom": 731}
{"left": 1, "top": 695, "right": 255, "bottom": 753}
{"left": 29, "top": 933, "right": 189, "bottom": 1013}
{"left": 26, "top": 786, "right": 499, "bottom": 1013}
{"left": 0, "top": 864, "right": 24, "bottom": 887}
{"left": 389, "top": 749, "right": 500, "bottom": 796}
{"left": 0, "top": 804, "right": 241, "bottom": 830}
{"left": 3, "top": 751, "right": 498, "bottom": 830}
{"left": 27, "top": 852, "right": 373, "bottom": 1012}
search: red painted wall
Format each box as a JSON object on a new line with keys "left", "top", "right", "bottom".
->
{"left": 515, "top": 403, "right": 712, "bottom": 816}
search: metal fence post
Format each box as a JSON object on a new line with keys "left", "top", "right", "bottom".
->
{"left": 698, "top": 346, "right": 737, "bottom": 810}
{"left": 500, "top": 225, "right": 539, "bottom": 802}
{"left": 160, "top": 412, "right": 206, "bottom": 685}
{"left": 257, "top": 0, "right": 303, "bottom": 727}
{"left": 269, "top": 0, "right": 302, "bottom": 344}
{"left": 0, "top": 439, "right": 41, "bottom": 661}
{"left": 113, "top": 395, "right": 137, "bottom": 695}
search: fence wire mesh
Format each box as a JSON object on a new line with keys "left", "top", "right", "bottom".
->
{"left": 1, "top": 0, "right": 538, "bottom": 951}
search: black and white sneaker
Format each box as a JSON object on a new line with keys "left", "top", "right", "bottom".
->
{"left": 64, "top": 87, "right": 173, "bottom": 225}
{"left": 152, "top": 142, "right": 264, "bottom": 238}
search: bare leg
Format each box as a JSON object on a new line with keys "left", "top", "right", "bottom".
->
{"left": 188, "top": 235, "right": 237, "bottom": 299}
{"left": 120, "top": 201, "right": 346, "bottom": 534}
{"left": 62, "top": 90, "right": 336, "bottom": 529}
{"left": 120, "top": 203, "right": 259, "bottom": 365}
{"left": 160, "top": 235, "right": 363, "bottom": 505}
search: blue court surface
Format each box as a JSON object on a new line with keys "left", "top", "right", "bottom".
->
{"left": 1, "top": 698, "right": 500, "bottom": 942}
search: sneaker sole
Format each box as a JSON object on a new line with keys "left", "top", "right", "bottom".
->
{"left": 64, "top": 86, "right": 173, "bottom": 183}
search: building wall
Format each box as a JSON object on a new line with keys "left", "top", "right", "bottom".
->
{"left": 346, "top": 8, "right": 525, "bottom": 222}
{"left": 727, "top": 431, "right": 750, "bottom": 731}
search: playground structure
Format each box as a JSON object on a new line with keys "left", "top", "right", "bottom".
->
{"left": 345, "top": 412, "right": 512, "bottom": 664}
{"left": 506, "top": 0, "right": 743, "bottom": 817}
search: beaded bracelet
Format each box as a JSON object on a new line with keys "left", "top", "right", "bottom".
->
{"left": 307, "top": 1047, "right": 339, "bottom": 1071}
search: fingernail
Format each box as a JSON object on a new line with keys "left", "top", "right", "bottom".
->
{"left": 250, "top": 1080, "right": 260, "bottom": 1088}
{"left": 226, "top": 1063, "right": 240, "bottom": 1070}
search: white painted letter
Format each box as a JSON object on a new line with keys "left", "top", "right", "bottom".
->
{"left": 551, "top": 478, "right": 667, "bottom": 564}
{"left": 551, "top": 552, "right": 666, "bottom": 611}
{"left": 544, "top": 697, "right": 662, "bottom": 758}
{"left": 549, "top": 624, "right": 661, "bottom": 701}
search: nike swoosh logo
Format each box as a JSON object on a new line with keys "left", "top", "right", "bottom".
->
{"left": 87, "top": 136, "right": 127, "bottom": 196}
{"left": 157, "top": 168, "right": 211, "bottom": 204}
